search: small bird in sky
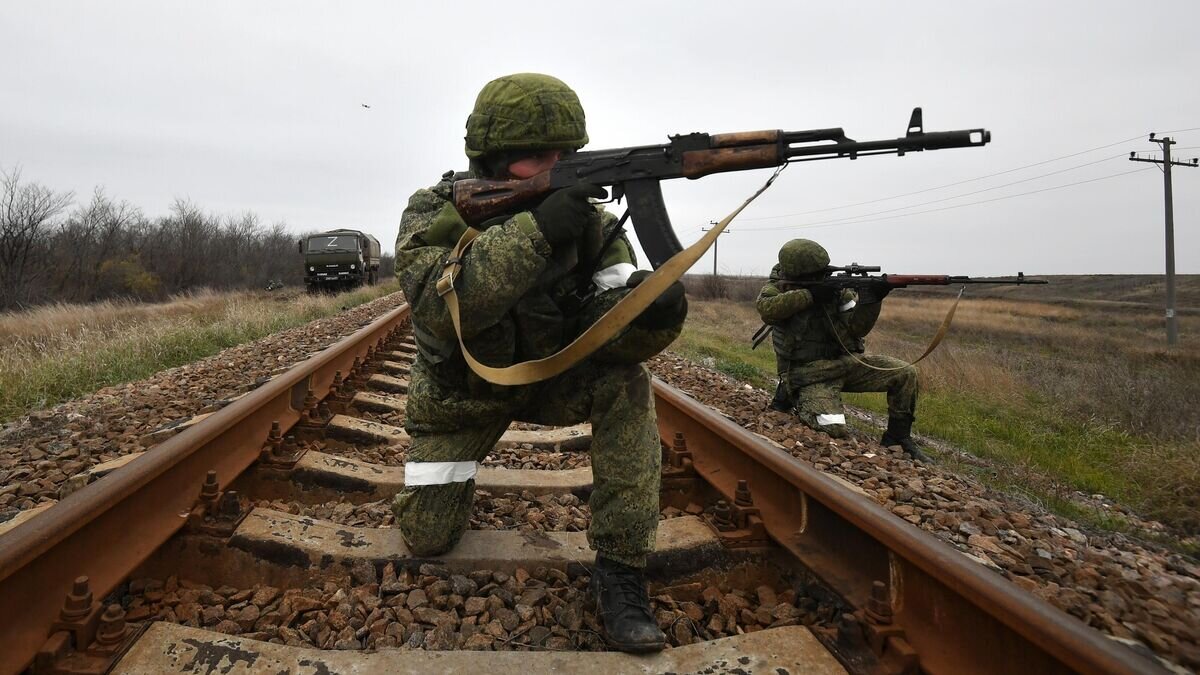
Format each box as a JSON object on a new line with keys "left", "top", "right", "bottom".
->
{"left": 361, "top": 103, "right": 371, "bottom": 109}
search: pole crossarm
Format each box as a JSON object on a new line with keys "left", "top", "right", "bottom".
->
{"left": 700, "top": 221, "right": 732, "bottom": 276}
{"left": 1129, "top": 156, "right": 1199, "bottom": 167}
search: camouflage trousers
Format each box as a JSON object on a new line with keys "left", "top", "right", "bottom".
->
{"left": 782, "top": 354, "right": 918, "bottom": 438}
{"left": 392, "top": 359, "right": 661, "bottom": 568}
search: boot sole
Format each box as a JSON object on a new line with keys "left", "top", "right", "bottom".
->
{"left": 602, "top": 635, "right": 667, "bottom": 653}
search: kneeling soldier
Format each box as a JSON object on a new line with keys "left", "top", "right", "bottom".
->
{"left": 391, "top": 73, "right": 688, "bottom": 652}
{"left": 756, "top": 239, "right": 927, "bottom": 462}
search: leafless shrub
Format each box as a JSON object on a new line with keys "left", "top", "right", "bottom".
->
{"left": 0, "top": 166, "right": 308, "bottom": 310}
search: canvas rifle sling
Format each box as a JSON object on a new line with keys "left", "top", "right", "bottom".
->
{"left": 435, "top": 165, "right": 787, "bottom": 386}
{"left": 824, "top": 286, "right": 965, "bottom": 372}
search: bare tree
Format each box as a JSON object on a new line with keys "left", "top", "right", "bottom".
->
{"left": 0, "top": 167, "right": 74, "bottom": 308}
{"left": 53, "top": 187, "right": 144, "bottom": 300}
{"left": 0, "top": 166, "right": 323, "bottom": 308}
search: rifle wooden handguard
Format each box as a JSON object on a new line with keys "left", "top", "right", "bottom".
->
{"left": 681, "top": 146, "right": 780, "bottom": 179}
{"left": 883, "top": 274, "right": 951, "bottom": 286}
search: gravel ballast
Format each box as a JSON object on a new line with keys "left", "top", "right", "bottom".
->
{"left": 119, "top": 562, "right": 834, "bottom": 652}
{"left": 648, "top": 352, "right": 1200, "bottom": 670}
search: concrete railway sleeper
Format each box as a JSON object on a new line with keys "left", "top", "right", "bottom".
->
{"left": 0, "top": 302, "right": 1168, "bottom": 674}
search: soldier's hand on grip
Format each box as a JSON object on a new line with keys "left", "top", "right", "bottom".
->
{"left": 808, "top": 285, "right": 838, "bottom": 304}
{"left": 626, "top": 270, "right": 688, "bottom": 330}
{"left": 531, "top": 184, "right": 608, "bottom": 249}
{"left": 857, "top": 281, "right": 892, "bottom": 304}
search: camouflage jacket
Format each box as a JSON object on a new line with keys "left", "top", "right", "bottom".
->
{"left": 755, "top": 264, "right": 882, "bottom": 363}
{"left": 395, "top": 171, "right": 671, "bottom": 397}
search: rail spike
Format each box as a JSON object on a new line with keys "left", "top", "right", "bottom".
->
{"left": 199, "top": 470, "right": 219, "bottom": 505}
{"left": 185, "top": 471, "right": 248, "bottom": 537}
{"left": 734, "top": 479, "right": 753, "bottom": 507}
{"left": 711, "top": 499, "right": 737, "bottom": 532}
{"left": 301, "top": 387, "right": 318, "bottom": 414}
{"left": 60, "top": 576, "right": 94, "bottom": 621}
{"left": 865, "top": 580, "right": 893, "bottom": 625}
{"left": 94, "top": 605, "right": 128, "bottom": 647}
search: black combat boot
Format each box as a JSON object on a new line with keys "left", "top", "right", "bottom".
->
{"left": 881, "top": 416, "right": 930, "bottom": 463}
{"left": 589, "top": 555, "right": 666, "bottom": 653}
{"left": 768, "top": 382, "right": 792, "bottom": 413}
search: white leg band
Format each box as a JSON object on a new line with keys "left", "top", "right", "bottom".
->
{"left": 592, "top": 262, "right": 637, "bottom": 291}
{"left": 816, "top": 413, "right": 846, "bottom": 426}
{"left": 839, "top": 299, "right": 857, "bottom": 313}
{"left": 404, "top": 461, "right": 478, "bottom": 486}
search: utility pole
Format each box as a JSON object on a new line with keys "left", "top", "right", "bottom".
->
{"left": 700, "top": 220, "right": 731, "bottom": 276}
{"left": 1130, "top": 134, "right": 1198, "bottom": 347}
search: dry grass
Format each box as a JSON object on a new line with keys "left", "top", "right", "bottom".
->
{"left": 673, "top": 288, "right": 1200, "bottom": 534}
{"left": 871, "top": 292, "right": 1200, "bottom": 531}
{"left": 0, "top": 283, "right": 400, "bottom": 423}
{"left": 682, "top": 274, "right": 763, "bottom": 302}
{"left": 0, "top": 289, "right": 237, "bottom": 344}
{"left": 878, "top": 291, "right": 1200, "bottom": 441}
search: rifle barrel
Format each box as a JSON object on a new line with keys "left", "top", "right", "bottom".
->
{"left": 784, "top": 128, "right": 990, "bottom": 161}
{"left": 949, "top": 276, "right": 1048, "bottom": 284}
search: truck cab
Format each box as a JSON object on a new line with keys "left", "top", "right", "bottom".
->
{"left": 300, "top": 229, "right": 381, "bottom": 292}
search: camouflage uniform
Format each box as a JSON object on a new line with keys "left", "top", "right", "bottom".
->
{"left": 757, "top": 262, "right": 918, "bottom": 439}
{"left": 391, "top": 168, "right": 681, "bottom": 569}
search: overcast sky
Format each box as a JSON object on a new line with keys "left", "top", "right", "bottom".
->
{"left": 2, "top": 1, "right": 1198, "bottom": 275}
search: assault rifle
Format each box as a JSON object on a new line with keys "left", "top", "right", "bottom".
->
{"left": 453, "top": 108, "right": 990, "bottom": 268}
{"left": 751, "top": 267, "right": 1047, "bottom": 349}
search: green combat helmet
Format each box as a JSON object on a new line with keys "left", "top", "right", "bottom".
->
{"left": 778, "top": 239, "right": 830, "bottom": 277}
{"left": 464, "top": 73, "right": 589, "bottom": 160}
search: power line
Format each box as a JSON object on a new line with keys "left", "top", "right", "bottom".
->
{"left": 740, "top": 153, "right": 1126, "bottom": 228}
{"left": 738, "top": 134, "right": 1146, "bottom": 219}
{"left": 736, "top": 167, "right": 1155, "bottom": 232}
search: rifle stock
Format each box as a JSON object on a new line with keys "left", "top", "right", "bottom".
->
{"left": 452, "top": 171, "right": 551, "bottom": 226}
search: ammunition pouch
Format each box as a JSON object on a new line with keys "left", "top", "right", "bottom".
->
{"left": 412, "top": 322, "right": 457, "bottom": 366}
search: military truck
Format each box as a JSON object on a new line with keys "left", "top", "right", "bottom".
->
{"left": 300, "top": 229, "right": 382, "bottom": 292}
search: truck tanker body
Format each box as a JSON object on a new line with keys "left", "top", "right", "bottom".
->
{"left": 300, "top": 229, "right": 382, "bottom": 292}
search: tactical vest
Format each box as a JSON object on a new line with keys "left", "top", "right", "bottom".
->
{"left": 771, "top": 300, "right": 865, "bottom": 363}
{"left": 407, "top": 170, "right": 630, "bottom": 392}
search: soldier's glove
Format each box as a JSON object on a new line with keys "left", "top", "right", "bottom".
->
{"left": 808, "top": 285, "right": 838, "bottom": 304}
{"left": 857, "top": 281, "right": 892, "bottom": 304}
{"left": 626, "top": 270, "right": 689, "bottom": 330}
{"left": 531, "top": 184, "right": 608, "bottom": 249}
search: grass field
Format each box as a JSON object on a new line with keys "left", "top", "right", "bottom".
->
{"left": 673, "top": 277, "right": 1200, "bottom": 539}
{"left": 0, "top": 282, "right": 400, "bottom": 424}
{"left": 4, "top": 272, "right": 1195, "bottom": 542}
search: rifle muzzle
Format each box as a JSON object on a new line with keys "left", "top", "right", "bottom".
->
{"left": 916, "top": 129, "right": 991, "bottom": 150}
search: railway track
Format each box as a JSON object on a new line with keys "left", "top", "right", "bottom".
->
{"left": 0, "top": 303, "right": 1166, "bottom": 674}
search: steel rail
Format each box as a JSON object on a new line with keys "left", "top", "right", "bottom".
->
{"left": 0, "top": 302, "right": 1155, "bottom": 674}
{"left": 0, "top": 304, "right": 411, "bottom": 674}
{"left": 651, "top": 380, "right": 1156, "bottom": 675}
